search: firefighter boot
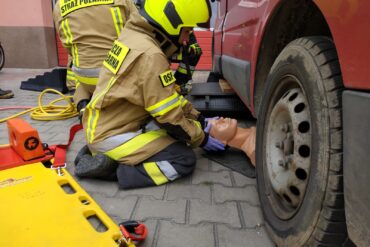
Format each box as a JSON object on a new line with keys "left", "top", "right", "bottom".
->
{"left": 75, "top": 153, "right": 118, "bottom": 180}
{"left": 0, "top": 89, "right": 14, "bottom": 99}
{"left": 74, "top": 145, "right": 91, "bottom": 166}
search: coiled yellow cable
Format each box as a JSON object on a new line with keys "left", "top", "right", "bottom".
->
{"left": 0, "top": 88, "right": 78, "bottom": 123}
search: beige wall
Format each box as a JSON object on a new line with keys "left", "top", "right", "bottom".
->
{"left": 0, "top": 0, "right": 58, "bottom": 68}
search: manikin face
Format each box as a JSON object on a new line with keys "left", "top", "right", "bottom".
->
{"left": 178, "top": 27, "right": 193, "bottom": 45}
{"left": 209, "top": 117, "right": 238, "bottom": 144}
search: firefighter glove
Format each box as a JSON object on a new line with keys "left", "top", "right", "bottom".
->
{"left": 202, "top": 134, "right": 226, "bottom": 152}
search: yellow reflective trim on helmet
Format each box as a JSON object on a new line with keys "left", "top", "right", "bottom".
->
{"left": 110, "top": 7, "right": 124, "bottom": 36}
{"left": 75, "top": 74, "right": 98, "bottom": 85}
{"left": 60, "top": 0, "right": 114, "bottom": 17}
{"left": 103, "top": 40, "right": 130, "bottom": 74}
{"left": 105, "top": 129, "right": 167, "bottom": 160}
{"left": 143, "top": 162, "right": 169, "bottom": 185}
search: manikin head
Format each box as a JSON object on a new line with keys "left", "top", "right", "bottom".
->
{"left": 208, "top": 117, "right": 238, "bottom": 145}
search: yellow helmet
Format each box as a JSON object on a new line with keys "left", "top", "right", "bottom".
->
{"left": 140, "top": 0, "right": 211, "bottom": 37}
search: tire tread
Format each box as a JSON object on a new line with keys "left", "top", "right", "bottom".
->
{"left": 295, "top": 37, "right": 346, "bottom": 246}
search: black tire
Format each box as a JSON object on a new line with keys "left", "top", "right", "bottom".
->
{"left": 0, "top": 44, "right": 4, "bottom": 71}
{"left": 256, "top": 36, "right": 346, "bottom": 246}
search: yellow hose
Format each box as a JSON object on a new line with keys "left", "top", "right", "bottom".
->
{"left": 0, "top": 88, "right": 78, "bottom": 123}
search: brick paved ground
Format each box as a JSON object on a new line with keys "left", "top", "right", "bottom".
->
{"left": 0, "top": 68, "right": 274, "bottom": 247}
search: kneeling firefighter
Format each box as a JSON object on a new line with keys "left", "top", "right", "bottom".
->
{"left": 75, "top": 0, "right": 225, "bottom": 189}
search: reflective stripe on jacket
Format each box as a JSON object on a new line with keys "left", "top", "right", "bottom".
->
{"left": 53, "top": 0, "right": 138, "bottom": 71}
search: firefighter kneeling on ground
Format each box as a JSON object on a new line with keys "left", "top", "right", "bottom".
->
{"left": 74, "top": 0, "right": 225, "bottom": 189}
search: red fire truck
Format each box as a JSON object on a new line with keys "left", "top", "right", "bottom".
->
{"left": 212, "top": 0, "right": 370, "bottom": 246}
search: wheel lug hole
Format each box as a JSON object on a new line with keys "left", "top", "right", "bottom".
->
{"left": 298, "top": 121, "right": 310, "bottom": 133}
{"left": 298, "top": 145, "right": 310, "bottom": 158}
{"left": 295, "top": 168, "right": 307, "bottom": 180}
{"left": 289, "top": 186, "right": 300, "bottom": 196}
{"left": 288, "top": 92, "right": 298, "bottom": 101}
{"left": 294, "top": 103, "right": 305, "bottom": 113}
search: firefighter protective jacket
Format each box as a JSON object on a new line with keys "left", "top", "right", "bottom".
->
{"left": 53, "top": 0, "right": 138, "bottom": 85}
{"left": 82, "top": 12, "right": 205, "bottom": 166}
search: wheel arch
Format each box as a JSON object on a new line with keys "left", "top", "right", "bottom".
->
{"left": 253, "top": 0, "right": 332, "bottom": 116}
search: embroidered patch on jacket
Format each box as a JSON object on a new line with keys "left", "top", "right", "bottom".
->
{"left": 60, "top": 0, "right": 114, "bottom": 17}
{"left": 103, "top": 40, "right": 130, "bottom": 74}
{"left": 159, "top": 70, "right": 176, "bottom": 87}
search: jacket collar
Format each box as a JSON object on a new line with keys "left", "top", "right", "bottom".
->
{"left": 125, "top": 12, "right": 179, "bottom": 58}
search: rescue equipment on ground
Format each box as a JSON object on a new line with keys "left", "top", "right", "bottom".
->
{"left": 0, "top": 119, "right": 148, "bottom": 246}
{"left": 0, "top": 88, "right": 78, "bottom": 123}
{"left": 20, "top": 68, "right": 69, "bottom": 93}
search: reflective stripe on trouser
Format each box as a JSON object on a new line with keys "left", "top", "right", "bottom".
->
{"left": 72, "top": 67, "right": 100, "bottom": 86}
{"left": 66, "top": 69, "right": 77, "bottom": 90}
{"left": 116, "top": 141, "right": 196, "bottom": 189}
{"left": 72, "top": 67, "right": 100, "bottom": 104}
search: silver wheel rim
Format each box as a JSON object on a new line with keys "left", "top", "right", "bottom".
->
{"left": 266, "top": 82, "right": 312, "bottom": 219}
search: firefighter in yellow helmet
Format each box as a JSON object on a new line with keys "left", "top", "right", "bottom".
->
{"left": 53, "top": 0, "right": 139, "bottom": 118}
{"left": 75, "top": 0, "right": 225, "bottom": 189}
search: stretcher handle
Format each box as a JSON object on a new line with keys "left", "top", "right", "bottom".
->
{"left": 119, "top": 221, "right": 148, "bottom": 241}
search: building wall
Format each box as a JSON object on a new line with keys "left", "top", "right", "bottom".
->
{"left": 0, "top": 0, "right": 58, "bottom": 68}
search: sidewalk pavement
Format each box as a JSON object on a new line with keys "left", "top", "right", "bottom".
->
{"left": 0, "top": 68, "right": 274, "bottom": 247}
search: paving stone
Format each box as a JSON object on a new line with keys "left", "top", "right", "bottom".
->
{"left": 213, "top": 184, "right": 259, "bottom": 206}
{"left": 210, "top": 160, "right": 231, "bottom": 172}
{"left": 193, "top": 147, "right": 204, "bottom": 159}
{"left": 217, "top": 224, "right": 275, "bottom": 247}
{"left": 240, "top": 202, "right": 265, "bottom": 228}
{"left": 192, "top": 169, "right": 232, "bottom": 186}
{"left": 167, "top": 183, "right": 211, "bottom": 203}
{"left": 91, "top": 193, "right": 138, "bottom": 218}
{"left": 195, "top": 157, "right": 210, "bottom": 171}
{"left": 189, "top": 200, "right": 241, "bottom": 228}
{"left": 117, "top": 184, "right": 166, "bottom": 200}
{"left": 173, "top": 175, "right": 192, "bottom": 185}
{"left": 157, "top": 221, "right": 214, "bottom": 247}
{"left": 232, "top": 171, "right": 256, "bottom": 186}
{"left": 134, "top": 198, "right": 187, "bottom": 223}
{"left": 138, "top": 219, "right": 158, "bottom": 247}
{"left": 78, "top": 178, "right": 119, "bottom": 197}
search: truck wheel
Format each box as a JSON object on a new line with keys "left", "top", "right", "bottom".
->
{"left": 256, "top": 36, "right": 346, "bottom": 246}
{"left": 0, "top": 44, "right": 4, "bottom": 71}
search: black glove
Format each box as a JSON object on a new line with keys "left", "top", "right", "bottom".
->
{"left": 174, "top": 32, "right": 202, "bottom": 94}
{"left": 77, "top": 99, "right": 89, "bottom": 123}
